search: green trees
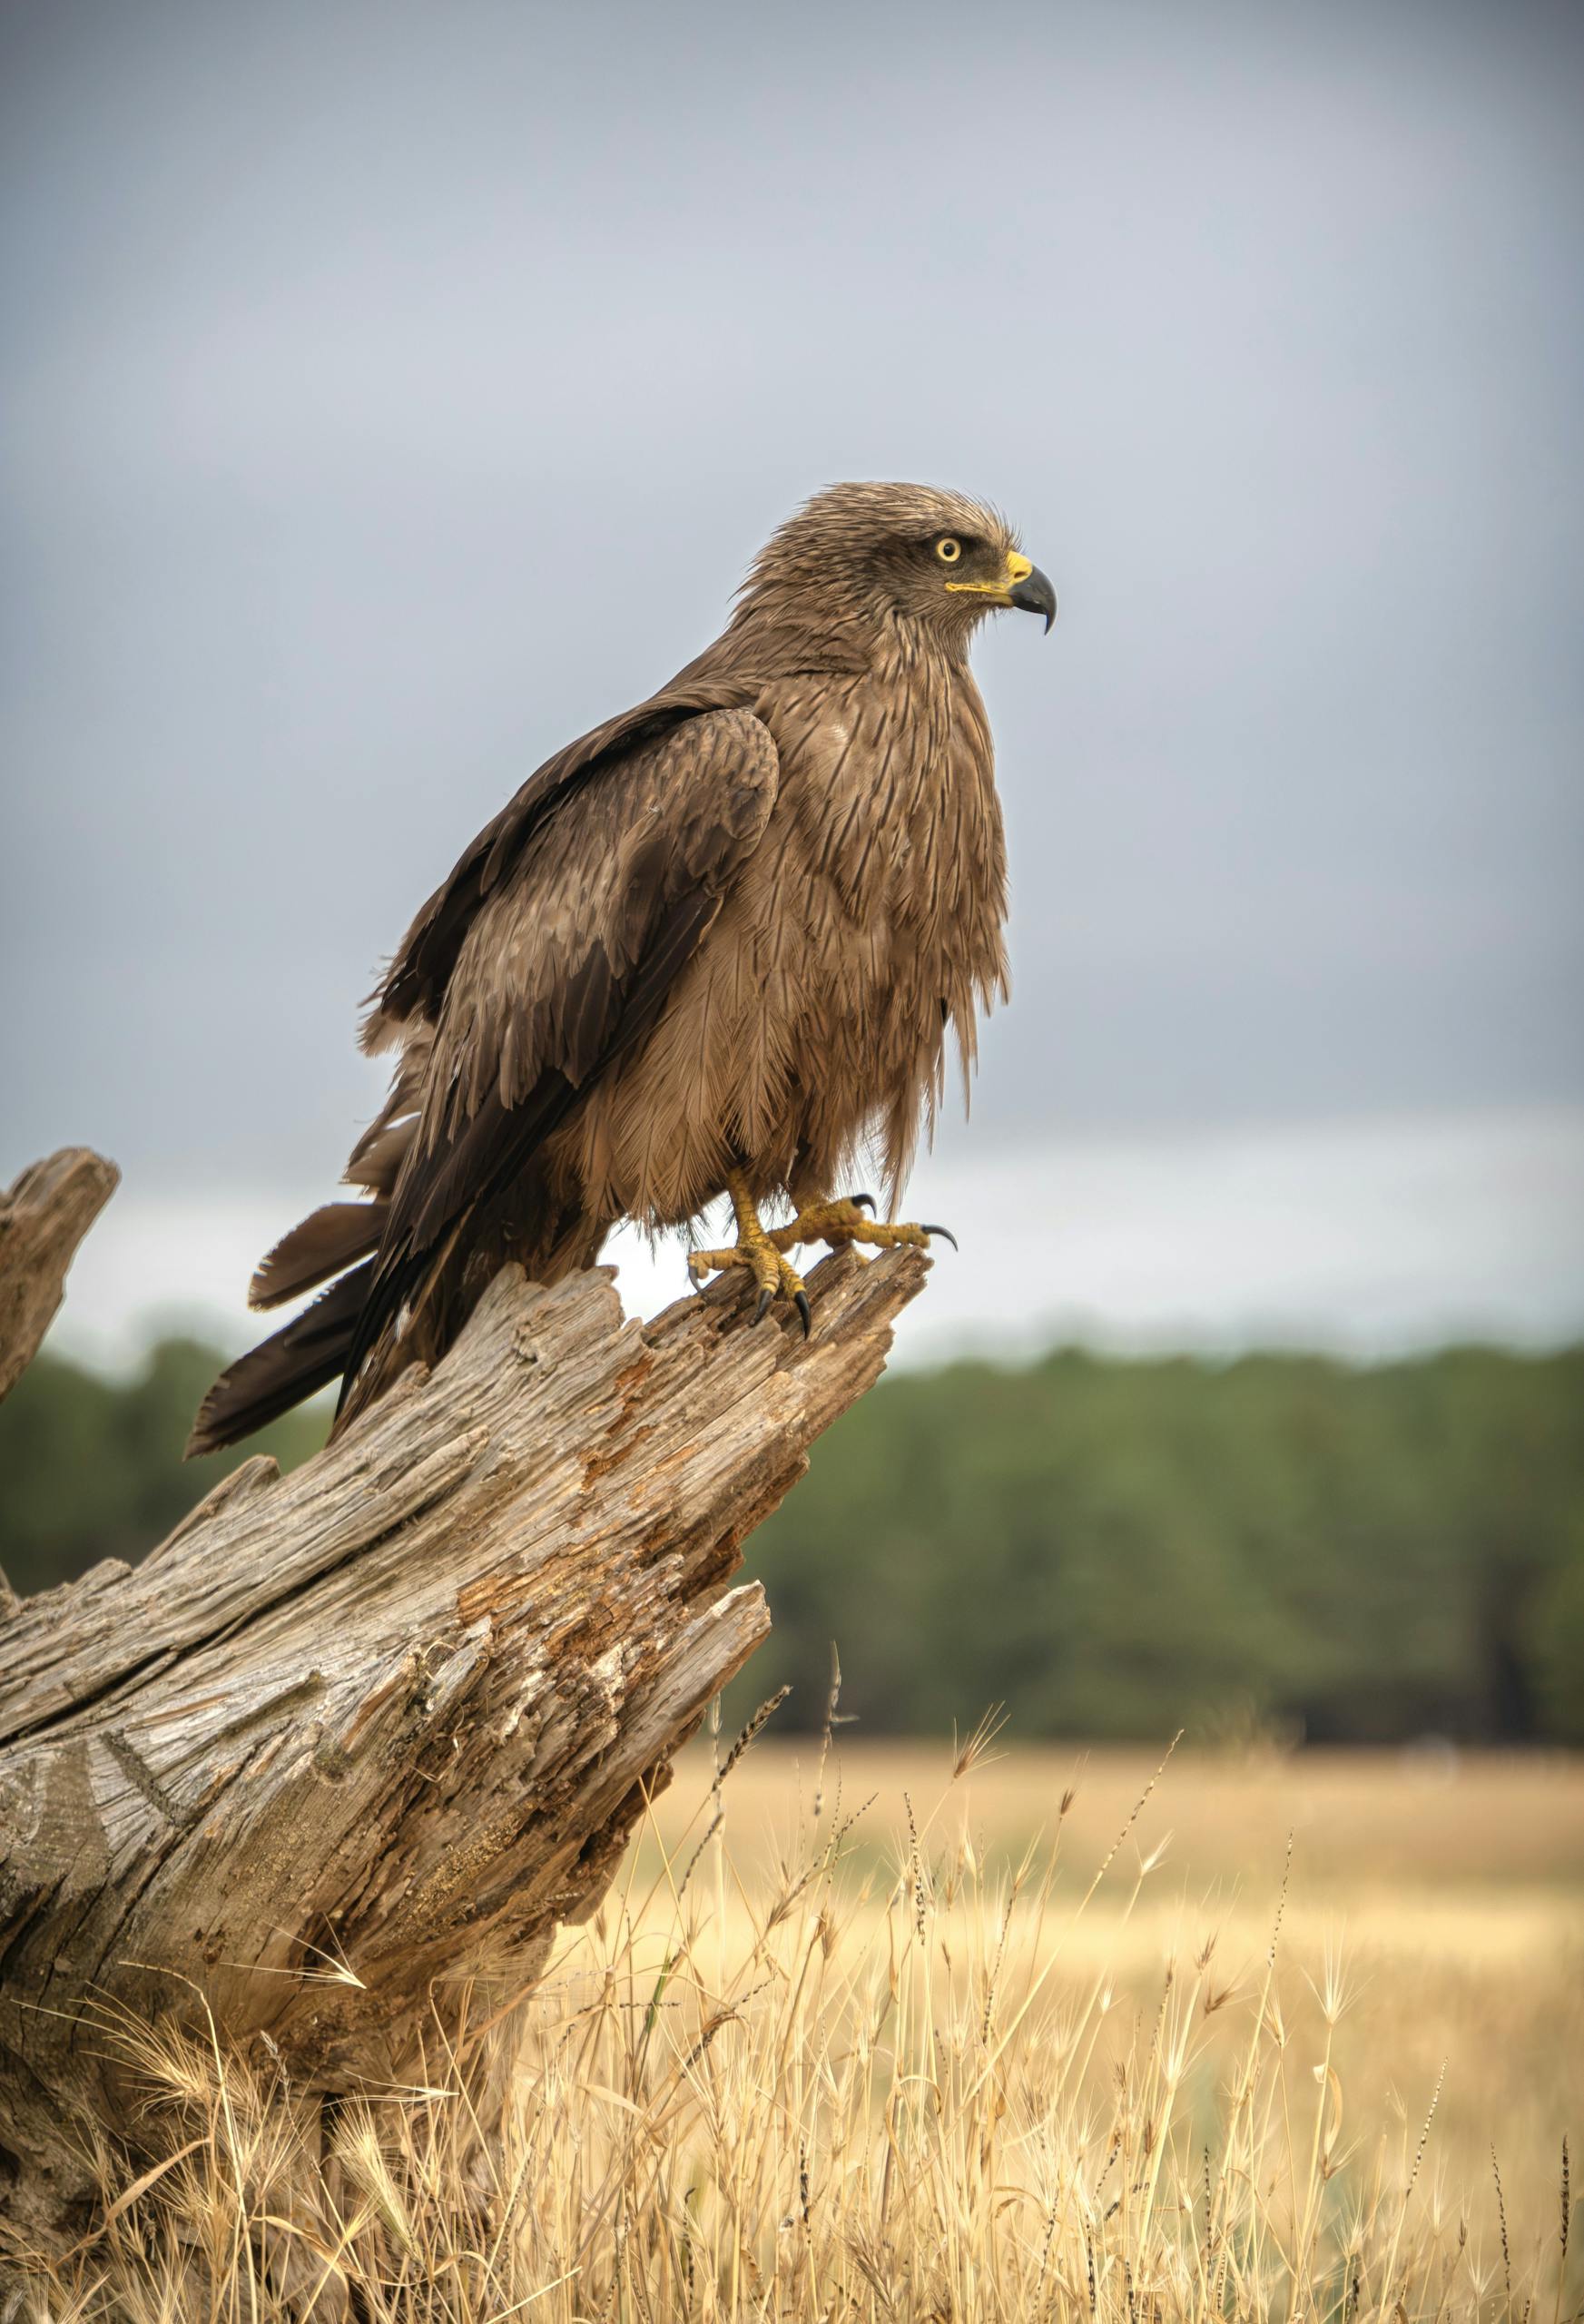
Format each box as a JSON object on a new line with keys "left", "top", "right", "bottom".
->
{"left": 0, "top": 1339, "right": 326, "bottom": 1599}
{"left": 736, "top": 1345, "right": 1584, "bottom": 1744}
{"left": 2, "top": 1334, "right": 1579, "bottom": 1744}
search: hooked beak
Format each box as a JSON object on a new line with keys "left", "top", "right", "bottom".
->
{"left": 946, "top": 549, "right": 1058, "bottom": 632}
{"left": 1008, "top": 562, "right": 1058, "bottom": 633}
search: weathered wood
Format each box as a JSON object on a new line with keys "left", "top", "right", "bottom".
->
{"left": 0, "top": 1157, "right": 926, "bottom": 2250}
{"left": 0, "top": 1147, "right": 119, "bottom": 1407}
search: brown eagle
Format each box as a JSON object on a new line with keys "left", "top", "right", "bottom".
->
{"left": 188, "top": 482, "right": 1055, "bottom": 1456}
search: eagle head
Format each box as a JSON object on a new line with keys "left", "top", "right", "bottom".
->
{"left": 738, "top": 480, "right": 1057, "bottom": 645}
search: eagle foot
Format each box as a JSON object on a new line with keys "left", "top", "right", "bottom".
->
{"left": 688, "top": 1173, "right": 812, "bottom": 1335}
{"left": 766, "top": 1196, "right": 958, "bottom": 1257}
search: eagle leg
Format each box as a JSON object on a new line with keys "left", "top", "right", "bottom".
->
{"left": 688, "top": 1169, "right": 812, "bottom": 1334}
{"left": 766, "top": 1196, "right": 958, "bottom": 1258}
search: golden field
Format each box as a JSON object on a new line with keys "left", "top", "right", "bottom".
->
{"left": 647, "top": 1732, "right": 1583, "bottom": 2228}
{"left": 22, "top": 1729, "right": 1583, "bottom": 2322}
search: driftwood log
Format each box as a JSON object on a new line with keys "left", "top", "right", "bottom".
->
{"left": 0, "top": 1148, "right": 926, "bottom": 2250}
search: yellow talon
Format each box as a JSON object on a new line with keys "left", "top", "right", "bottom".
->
{"left": 689, "top": 1179, "right": 953, "bottom": 1333}
{"left": 688, "top": 1171, "right": 812, "bottom": 1334}
{"left": 768, "top": 1196, "right": 956, "bottom": 1258}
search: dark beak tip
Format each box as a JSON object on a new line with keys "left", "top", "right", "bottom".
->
{"left": 1009, "top": 565, "right": 1058, "bottom": 633}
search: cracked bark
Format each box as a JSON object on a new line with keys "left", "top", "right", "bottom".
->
{"left": 0, "top": 1150, "right": 926, "bottom": 2251}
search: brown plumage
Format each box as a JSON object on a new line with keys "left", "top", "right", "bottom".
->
{"left": 188, "top": 482, "right": 1055, "bottom": 1456}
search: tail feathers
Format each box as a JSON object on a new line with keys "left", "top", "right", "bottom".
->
{"left": 250, "top": 1201, "right": 384, "bottom": 1310}
{"left": 185, "top": 1260, "right": 374, "bottom": 1459}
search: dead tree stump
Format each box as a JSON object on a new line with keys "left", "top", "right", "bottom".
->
{"left": 0, "top": 1148, "right": 926, "bottom": 2249}
{"left": 0, "top": 1148, "right": 119, "bottom": 1413}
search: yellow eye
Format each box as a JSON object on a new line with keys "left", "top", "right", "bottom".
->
{"left": 936, "top": 537, "right": 962, "bottom": 564}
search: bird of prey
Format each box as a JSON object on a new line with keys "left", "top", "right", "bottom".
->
{"left": 188, "top": 482, "right": 1055, "bottom": 1456}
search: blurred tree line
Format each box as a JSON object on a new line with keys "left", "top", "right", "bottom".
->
{"left": 2, "top": 1334, "right": 1579, "bottom": 1746}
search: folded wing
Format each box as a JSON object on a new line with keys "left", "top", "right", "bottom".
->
{"left": 187, "top": 705, "right": 779, "bottom": 1455}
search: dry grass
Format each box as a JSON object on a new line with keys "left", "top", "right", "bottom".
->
{"left": 13, "top": 1718, "right": 1581, "bottom": 2322}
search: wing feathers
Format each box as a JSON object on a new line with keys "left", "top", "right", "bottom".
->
{"left": 337, "top": 708, "right": 779, "bottom": 1412}
{"left": 186, "top": 1262, "right": 373, "bottom": 1456}
{"left": 196, "top": 703, "right": 781, "bottom": 1444}
{"left": 249, "top": 1201, "right": 382, "bottom": 1310}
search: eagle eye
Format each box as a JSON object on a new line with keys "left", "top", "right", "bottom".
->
{"left": 935, "top": 537, "right": 963, "bottom": 565}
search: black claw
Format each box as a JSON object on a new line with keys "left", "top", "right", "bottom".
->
{"left": 920, "top": 1224, "right": 959, "bottom": 1251}
{"left": 753, "top": 1286, "right": 773, "bottom": 1324}
{"left": 846, "top": 1192, "right": 877, "bottom": 1214}
{"left": 793, "top": 1288, "right": 812, "bottom": 1337}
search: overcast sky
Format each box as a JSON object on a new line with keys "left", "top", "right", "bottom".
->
{"left": 4, "top": 0, "right": 1581, "bottom": 1358}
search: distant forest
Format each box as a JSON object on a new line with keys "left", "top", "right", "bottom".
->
{"left": 3, "top": 1335, "right": 1579, "bottom": 1747}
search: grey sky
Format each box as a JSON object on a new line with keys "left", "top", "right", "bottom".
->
{"left": 4, "top": 0, "right": 1582, "bottom": 1215}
